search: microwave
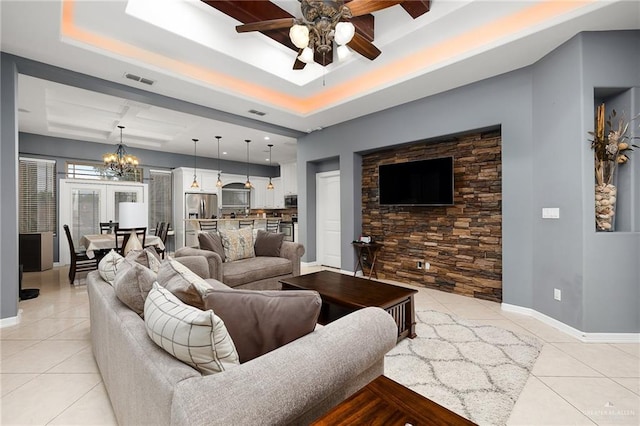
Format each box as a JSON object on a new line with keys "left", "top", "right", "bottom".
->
{"left": 284, "top": 195, "right": 297, "bottom": 208}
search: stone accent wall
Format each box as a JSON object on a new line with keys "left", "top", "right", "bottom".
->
{"left": 361, "top": 131, "right": 502, "bottom": 301}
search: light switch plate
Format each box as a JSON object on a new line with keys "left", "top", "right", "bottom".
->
{"left": 542, "top": 208, "right": 560, "bottom": 219}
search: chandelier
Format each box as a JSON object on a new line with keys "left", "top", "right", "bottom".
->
{"left": 103, "top": 126, "right": 139, "bottom": 176}
{"left": 289, "top": 0, "right": 355, "bottom": 64}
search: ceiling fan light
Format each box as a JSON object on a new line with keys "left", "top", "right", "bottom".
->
{"left": 298, "top": 47, "right": 314, "bottom": 64}
{"left": 334, "top": 22, "right": 355, "bottom": 45}
{"left": 337, "top": 44, "right": 351, "bottom": 61}
{"left": 289, "top": 24, "right": 309, "bottom": 49}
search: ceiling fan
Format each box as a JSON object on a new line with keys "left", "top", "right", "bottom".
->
{"left": 235, "top": 0, "right": 407, "bottom": 69}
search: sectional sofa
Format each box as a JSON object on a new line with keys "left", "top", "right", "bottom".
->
{"left": 86, "top": 255, "right": 397, "bottom": 425}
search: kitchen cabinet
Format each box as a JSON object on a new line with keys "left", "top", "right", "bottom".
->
{"left": 280, "top": 162, "right": 297, "bottom": 195}
{"left": 267, "top": 177, "right": 284, "bottom": 209}
{"left": 250, "top": 177, "right": 268, "bottom": 209}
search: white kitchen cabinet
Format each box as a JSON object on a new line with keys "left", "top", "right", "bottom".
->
{"left": 280, "top": 162, "right": 297, "bottom": 195}
{"left": 266, "top": 177, "right": 284, "bottom": 208}
{"left": 250, "top": 177, "right": 268, "bottom": 209}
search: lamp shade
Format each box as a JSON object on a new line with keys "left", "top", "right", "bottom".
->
{"left": 119, "top": 202, "right": 148, "bottom": 229}
{"left": 298, "top": 47, "right": 314, "bottom": 64}
{"left": 289, "top": 24, "right": 310, "bottom": 49}
{"left": 334, "top": 22, "right": 355, "bottom": 45}
{"left": 337, "top": 44, "right": 351, "bottom": 61}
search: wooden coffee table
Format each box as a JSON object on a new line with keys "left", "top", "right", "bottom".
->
{"left": 312, "top": 375, "right": 476, "bottom": 425}
{"left": 280, "top": 270, "right": 417, "bottom": 342}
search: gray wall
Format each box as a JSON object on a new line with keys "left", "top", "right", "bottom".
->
{"left": 1, "top": 55, "right": 20, "bottom": 320}
{"left": 580, "top": 32, "right": 640, "bottom": 333}
{"left": 297, "top": 30, "right": 639, "bottom": 333}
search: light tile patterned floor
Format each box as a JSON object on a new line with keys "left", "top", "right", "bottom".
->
{"left": 1, "top": 266, "right": 638, "bottom": 425}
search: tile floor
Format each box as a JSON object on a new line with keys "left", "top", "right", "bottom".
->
{"left": 1, "top": 266, "right": 638, "bottom": 425}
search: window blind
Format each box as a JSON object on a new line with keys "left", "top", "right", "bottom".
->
{"left": 19, "top": 157, "right": 57, "bottom": 234}
{"left": 149, "top": 170, "right": 173, "bottom": 232}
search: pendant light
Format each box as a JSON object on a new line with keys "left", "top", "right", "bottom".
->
{"left": 267, "top": 144, "right": 275, "bottom": 190}
{"left": 190, "top": 138, "right": 199, "bottom": 189}
{"left": 215, "top": 136, "right": 223, "bottom": 188}
{"left": 244, "top": 139, "right": 252, "bottom": 189}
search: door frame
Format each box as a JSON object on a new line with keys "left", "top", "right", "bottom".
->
{"left": 316, "top": 170, "right": 341, "bottom": 268}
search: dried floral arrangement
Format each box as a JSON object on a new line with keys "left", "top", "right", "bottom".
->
{"left": 588, "top": 103, "right": 637, "bottom": 231}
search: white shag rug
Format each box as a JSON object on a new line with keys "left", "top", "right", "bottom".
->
{"left": 385, "top": 310, "right": 542, "bottom": 426}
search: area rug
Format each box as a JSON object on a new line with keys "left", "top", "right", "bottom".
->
{"left": 385, "top": 310, "right": 542, "bottom": 426}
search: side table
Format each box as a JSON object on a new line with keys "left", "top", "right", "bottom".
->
{"left": 352, "top": 241, "right": 382, "bottom": 279}
{"left": 312, "top": 375, "right": 476, "bottom": 425}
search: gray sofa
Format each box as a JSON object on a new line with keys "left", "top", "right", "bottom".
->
{"left": 87, "top": 259, "right": 398, "bottom": 425}
{"left": 174, "top": 240, "right": 305, "bottom": 290}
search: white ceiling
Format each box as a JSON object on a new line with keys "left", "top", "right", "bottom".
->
{"left": 2, "top": 0, "right": 639, "bottom": 165}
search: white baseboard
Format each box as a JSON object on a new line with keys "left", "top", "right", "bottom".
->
{"left": 501, "top": 303, "right": 640, "bottom": 343}
{"left": 301, "top": 261, "right": 318, "bottom": 268}
{"left": 0, "top": 312, "right": 20, "bottom": 328}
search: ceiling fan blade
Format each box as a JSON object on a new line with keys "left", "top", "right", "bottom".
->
{"left": 236, "top": 18, "right": 295, "bottom": 33}
{"left": 347, "top": 32, "right": 381, "bottom": 60}
{"left": 293, "top": 49, "right": 306, "bottom": 70}
{"left": 347, "top": 0, "right": 403, "bottom": 17}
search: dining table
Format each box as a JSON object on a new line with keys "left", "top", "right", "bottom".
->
{"left": 79, "top": 234, "right": 164, "bottom": 259}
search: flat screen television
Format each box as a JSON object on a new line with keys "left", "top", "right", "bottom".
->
{"left": 378, "top": 157, "right": 454, "bottom": 206}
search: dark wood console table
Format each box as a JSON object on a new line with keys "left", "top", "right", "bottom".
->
{"left": 352, "top": 241, "right": 382, "bottom": 279}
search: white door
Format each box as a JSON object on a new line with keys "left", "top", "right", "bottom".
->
{"left": 59, "top": 180, "right": 147, "bottom": 265}
{"left": 316, "top": 171, "right": 341, "bottom": 268}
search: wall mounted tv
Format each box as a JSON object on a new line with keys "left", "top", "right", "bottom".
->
{"left": 378, "top": 157, "right": 454, "bottom": 206}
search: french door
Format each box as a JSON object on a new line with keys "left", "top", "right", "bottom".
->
{"left": 59, "top": 180, "right": 147, "bottom": 265}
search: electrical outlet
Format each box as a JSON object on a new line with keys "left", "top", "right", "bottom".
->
{"left": 424, "top": 262, "right": 431, "bottom": 270}
{"left": 417, "top": 261, "right": 423, "bottom": 269}
{"left": 554, "top": 288, "right": 561, "bottom": 301}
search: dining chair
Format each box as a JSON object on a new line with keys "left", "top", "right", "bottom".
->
{"left": 266, "top": 219, "right": 281, "bottom": 233}
{"left": 156, "top": 222, "right": 170, "bottom": 259}
{"left": 199, "top": 221, "right": 218, "bottom": 232}
{"left": 238, "top": 219, "right": 254, "bottom": 229}
{"left": 115, "top": 226, "right": 147, "bottom": 255}
{"left": 63, "top": 224, "right": 97, "bottom": 285}
{"left": 99, "top": 221, "right": 118, "bottom": 234}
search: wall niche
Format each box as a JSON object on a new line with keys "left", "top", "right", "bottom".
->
{"left": 361, "top": 130, "right": 503, "bottom": 301}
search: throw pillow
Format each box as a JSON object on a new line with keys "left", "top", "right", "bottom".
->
{"left": 254, "top": 229, "right": 285, "bottom": 257}
{"left": 113, "top": 259, "right": 157, "bottom": 316}
{"left": 198, "top": 231, "right": 226, "bottom": 262}
{"left": 157, "top": 259, "right": 214, "bottom": 310}
{"left": 125, "top": 247, "right": 161, "bottom": 272}
{"left": 218, "top": 227, "right": 255, "bottom": 262}
{"left": 98, "top": 249, "right": 124, "bottom": 285}
{"left": 145, "top": 247, "right": 162, "bottom": 273}
{"left": 144, "top": 282, "right": 239, "bottom": 375}
{"left": 203, "top": 288, "right": 321, "bottom": 363}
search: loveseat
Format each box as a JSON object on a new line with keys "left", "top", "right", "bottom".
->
{"left": 87, "top": 257, "right": 398, "bottom": 425}
{"left": 175, "top": 229, "right": 305, "bottom": 290}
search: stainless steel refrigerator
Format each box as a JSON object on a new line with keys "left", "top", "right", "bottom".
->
{"left": 185, "top": 192, "right": 218, "bottom": 220}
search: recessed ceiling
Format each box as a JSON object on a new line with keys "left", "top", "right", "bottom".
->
{"left": 2, "top": 0, "right": 638, "bottom": 162}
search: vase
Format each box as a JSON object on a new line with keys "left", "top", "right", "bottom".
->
{"left": 595, "top": 182, "right": 617, "bottom": 231}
